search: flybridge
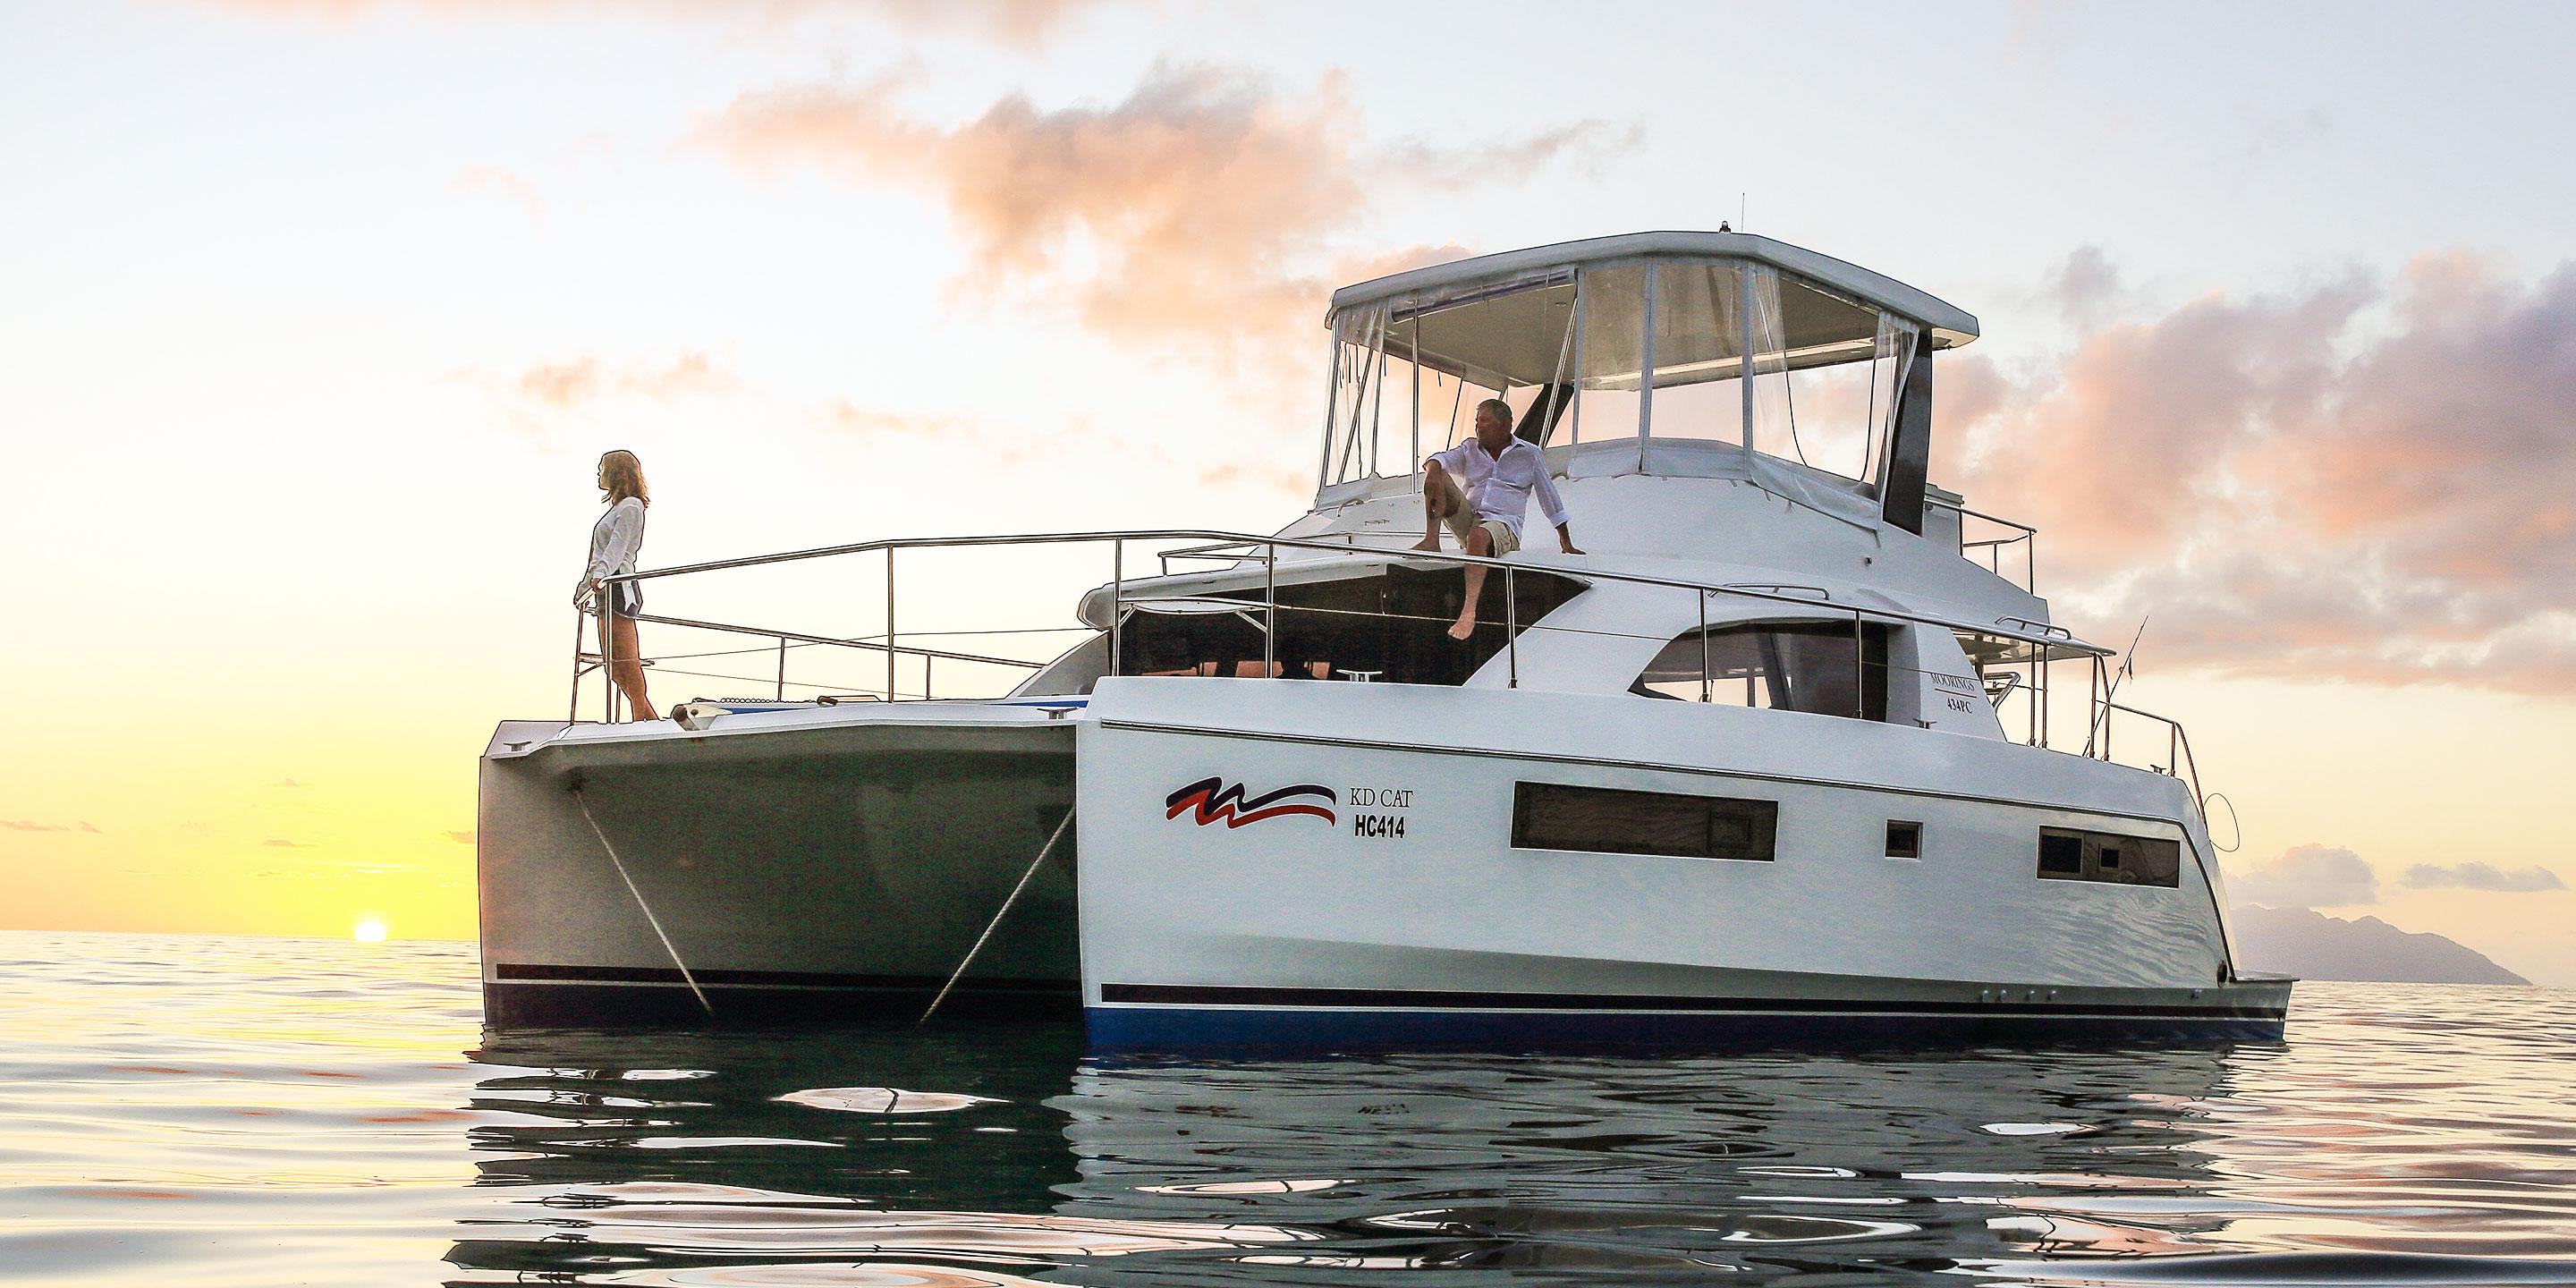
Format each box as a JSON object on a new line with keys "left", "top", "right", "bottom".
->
{"left": 1315, "top": 231, "right": 1971, "bottom": 536}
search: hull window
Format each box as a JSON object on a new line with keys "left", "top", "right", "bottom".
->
{"left": 1885, "top": 820, "right": 1922, "bottom": 860}
{"left": 2036, "top": 826, "right": 2179, "bottom": 888}
{"left": 1512, "top": 782, "right": 1777, "bottom": 862}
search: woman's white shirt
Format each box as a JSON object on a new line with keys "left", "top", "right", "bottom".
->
{"left": 583, "top": 496, "right": 646, "bottom": 589}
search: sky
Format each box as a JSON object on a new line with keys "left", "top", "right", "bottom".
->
{"left": 3, "top": 1, "right": 2572, "bottom": 982}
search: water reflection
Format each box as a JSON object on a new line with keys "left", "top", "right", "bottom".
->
{"left": 453, "top": 1024, "right": 1101, "bottom": 1284}
{"left": 443, "top": 1021, "right": 2575, "bottom": 1286}
{"left": 1048, "top": 1046, "right": 2254, "bottom": 1281}
{"left": 10, "top": 934, "right": 2564, "bottom": 1285}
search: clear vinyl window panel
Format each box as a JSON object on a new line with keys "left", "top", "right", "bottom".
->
{"left": 1324, "top": 258, "right": 1919, "bottom": 487}
{"left": 1325, "top": 276, "right": 1580, "bottom": 484}
{"left": 1768, "top": 277, "right": 1913, "bottom": 489}
{"left": 1321, "top": 310, "right": 1392, "bottom": 487}
{"left": 1640, "top": 261, "right": 1747, "bottom": 445}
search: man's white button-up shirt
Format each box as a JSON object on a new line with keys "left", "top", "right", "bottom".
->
{"left": 1427, "top": 437, "right": 1570, "bottom": 538}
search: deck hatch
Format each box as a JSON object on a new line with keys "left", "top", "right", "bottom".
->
{"left": 1512, "top": 782, "right": 1777, "bottom": 862}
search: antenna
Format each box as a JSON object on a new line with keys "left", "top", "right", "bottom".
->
{"left": 2109, "top": 616, "right": 2149, "bottom": 699}
{"left": 1740, "top": 192, "right": 1748, "bottom": 232}
{"left": 2086, "top": 615, "right": 2150, "bottom": 757}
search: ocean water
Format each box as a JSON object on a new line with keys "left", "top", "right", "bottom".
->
{"left": 2, "top": 932, "right": 2571, "bottom": 1286}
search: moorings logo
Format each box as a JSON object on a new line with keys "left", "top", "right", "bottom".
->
{"left": 1164, "top": 777, "right": 1338, "bottom": 828}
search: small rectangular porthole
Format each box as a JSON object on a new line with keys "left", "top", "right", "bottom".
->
{"left": 1885, "top": 820, "right": 1922, "bottom": 860}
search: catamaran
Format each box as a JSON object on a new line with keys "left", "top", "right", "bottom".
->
{"left": 477, "top": 231, "right": 2291, "bottom": 1046}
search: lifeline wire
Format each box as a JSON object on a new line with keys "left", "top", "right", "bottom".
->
{"left": 572, "top": 786, "right": 713, "bottom": 1016}
{"left": 919, "top": 807, "right": 1075, "bottom": 1026}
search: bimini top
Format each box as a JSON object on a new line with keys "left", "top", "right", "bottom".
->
{"left": 1327, "top": 230, "right": 1979, "bottom": 350}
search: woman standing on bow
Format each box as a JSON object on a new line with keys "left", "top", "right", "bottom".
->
{"left": 578, "top": 449, "right": 657, "bottom": 721}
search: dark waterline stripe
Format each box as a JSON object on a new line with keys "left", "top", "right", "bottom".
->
{"left": 492, "top": 962, "right": 1077, "bottom": 993}
{"left": 1082, "top": 1004, "right": 2287, "bottom": 1052}
{"left": 1097, "top": 981, "right": 2284, "bottom": 1021}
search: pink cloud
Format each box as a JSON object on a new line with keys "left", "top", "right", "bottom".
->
{"left": 470, "top": 351, "right": 739, "bottom": 412}
{"left": 699, "top": 62, "right": 1624, "bottom": 360}
{"left": 1941, "top": 250, "right": 2576, "bottom": 695}
{"left": 208, "top": 0, "right": 1110, "bottom": 44}
{"left": 618, "top": 350, "right": 737, "bottom": 402}
{"left": 513, "top": 358, "right": 600, "bottom": 409}
{"left": 450, "top": 164, "right": 543, "bottom": 216}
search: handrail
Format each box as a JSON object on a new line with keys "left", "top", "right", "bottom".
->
{"left": 1724, "top": 581, "right": 1832, "bottom": 601}
{"left": 631, "top": 612, "right": 1041, "bottom": 671}
{"left": 1996, "top": 614, "right": 2072, "bottom": 640}
{"left": 601, "top": 528, "right": 2109, "bottom": 660}
{"left": 1926, "top": 497, "right": 2037, "bottom": 593}
{"left": 572, "top": 526, "right": 2207, "bottom": 813}
{"left": 1925, "top": 497, "right": 2036, "bottom": 536}
{"left": 2099, "top": 699, "right": 2207, "bottom": 819}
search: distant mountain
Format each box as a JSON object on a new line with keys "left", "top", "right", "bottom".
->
{"left": 2227, "top": 904, "right": 2528, "bottom": 985}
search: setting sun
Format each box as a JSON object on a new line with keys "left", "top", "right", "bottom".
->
{"left": 352, "top": 917, "right": 388, "bottom": 944}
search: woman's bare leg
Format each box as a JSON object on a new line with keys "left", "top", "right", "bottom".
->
{"left": 597, "top": 612, "right": 657, "bottom": 720}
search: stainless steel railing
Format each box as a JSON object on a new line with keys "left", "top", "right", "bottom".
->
{"left": 1928, "top": 498, "right": 2038, "bottom": 594}
{"left": 572, "top": 527, "right": 2201, "bottom": 810}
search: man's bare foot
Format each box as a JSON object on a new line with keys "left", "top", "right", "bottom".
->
{"left": 1446, "top": 616, "right": 1477, "bottom": 640}
{"left": 1411, "top": 535, "right": 1442, "bottom": 552}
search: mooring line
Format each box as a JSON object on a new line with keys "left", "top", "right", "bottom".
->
{"left": 920, "top": 806, "right": 1074, "bottom": 1026}
{"left": 572, "top": 786, "right": 713, "bottom": 1016}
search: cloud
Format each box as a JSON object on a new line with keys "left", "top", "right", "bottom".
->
{"left": 3, "top": 819, "right": 101, "bottom": 834}
{"left": 849, "top": 0, "right": 1109, "bottom": 44}
{"left": 1941, "top": 251, "right": 2576, "bottom": 695}
{"left": 2227, "top": 843, "right": 2378, "bottom": 909}
{"left": 818, "top": 398, "right": 1305, "bottom": 494}
{"left": 208, "top": 0, "right": 1110, "bottom": 45}
{"left": 260, "top": 838, "right": 321, "bottom": 849}
{"left": 698, "top": 62, "right": 1627, "bottom": 360}
{"left": 820, "top": 401, "right": 972, "bottom": 441}
{"left": 618, "top": 350, "right": 738, "bottom": 401}
{"left": 2028, "top": 245, "right": 2139, "bottom": 332}
{"left": 2399, "top": 861, "right": 2567, "bottom": 893}
{"left": 451, "top": 164, "right": 544, "bottom": 216}
{"left": 442, "top": 829, "right": 476, "bottom": 844}
{"left": 514, "top": 358, "right": 599, "bottom": 409}
{"left": 467, "top": 350, "right": 740, "bottom": 412}
{"left": 2242, "top": 106, "right": 2334, "bottom": 165}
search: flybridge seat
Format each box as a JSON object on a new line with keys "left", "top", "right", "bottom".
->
{"left": 1316, "top": 231, "right": 1977, "bottom": 536}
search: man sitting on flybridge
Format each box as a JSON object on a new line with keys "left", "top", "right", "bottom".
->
{"left": 1414, "top": 397, "right": 1583, "bottom": 640}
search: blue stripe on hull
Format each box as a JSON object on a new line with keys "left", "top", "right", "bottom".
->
{"left": 1084, "top": 1005, "right": 2285, "bottom": 1053}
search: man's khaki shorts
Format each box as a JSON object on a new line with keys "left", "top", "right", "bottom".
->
{"left": 1441, "top": 506, "right": 1521, "bottom": 556}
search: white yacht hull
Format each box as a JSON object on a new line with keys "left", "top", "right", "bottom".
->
{"left": 476, "top": 681, "right": 2285, "bottom": 1043}
{"left": 1072, "top": 679, "right": 2286, "bottom": 1048}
